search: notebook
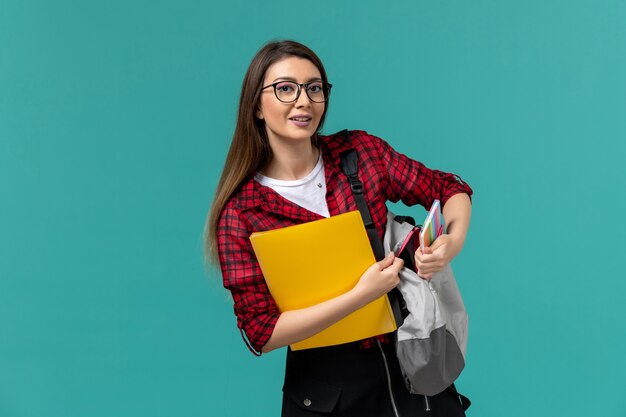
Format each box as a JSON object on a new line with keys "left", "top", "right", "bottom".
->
{"left": 249, "top": 211, "right": 397, "bottom": 350}
{"left": 419, "top": 199, "right": 446, "bottom": 252}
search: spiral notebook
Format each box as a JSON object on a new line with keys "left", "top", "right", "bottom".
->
{"left": 249, "top": 211, "right": 397, "bottom": 350}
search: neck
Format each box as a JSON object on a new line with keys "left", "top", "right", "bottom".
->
{"left": 262, "top": 138, "right": 319, "bottom": 180}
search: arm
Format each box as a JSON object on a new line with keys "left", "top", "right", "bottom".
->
{"left": 356, "top": 132, "right": 473, "bottom": 279}
{"left": 262, "top": 252, "right": 403, "bottom": 353}
{"left": 414, "top": 193, "right": 472, "bottom": 279}
{"left": 362, "top": 132, "right": 473, "bottom": 209}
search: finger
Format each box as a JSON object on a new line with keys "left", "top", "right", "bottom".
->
{"left": 377, "top": 252, "right": 395, "bottom": 270}
{"left": 419, "top": 273, "right": 433, "bottom": 281}
{"left": 417, "top": 257, "right": 441, "bottom": 272}
{"left": 414, "top": 247, "right": 432, "bottom": 263}
{"left": 416, "top": 263, "right": 429, "bottom": 275}
{"left": 388, "top": 257, "right": 404, "bottom": 273}
{"left": 416, "top": 252, "right": 436, "bottom": 267}
{"left": 430, "top": 238, "right": 446, "bottom": 252}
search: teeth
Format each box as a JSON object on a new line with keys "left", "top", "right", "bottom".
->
{"left": 292, "top": 117, "right": 310, "bottom": 121}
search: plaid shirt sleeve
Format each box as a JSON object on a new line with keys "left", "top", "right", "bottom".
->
{"left": 217, "top": 204, "right": 280, "bottom": 355}
{"left": 361, "top": 132, "right": 473, "bottom": 208}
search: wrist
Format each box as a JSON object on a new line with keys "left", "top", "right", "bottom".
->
{"left": 347, "top": 284, "right": 373, "bottom": 310}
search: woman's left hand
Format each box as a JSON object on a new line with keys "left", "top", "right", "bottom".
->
{"left": 416, "top": 193, "right": 472, "bottom": 280}
{"left": 414, "top": 234, "right": 461, "bottom": 281}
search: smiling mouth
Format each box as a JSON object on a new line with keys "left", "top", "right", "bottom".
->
{"left": 289, "top": 116, "right": 312, "bottom": 122}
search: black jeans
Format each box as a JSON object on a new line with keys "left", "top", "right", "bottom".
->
{"left": 281, "top": 341, "right": 469, "bottom": 417}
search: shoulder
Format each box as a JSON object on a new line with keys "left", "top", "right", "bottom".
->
{"left": 217, "top": 178, "right": 261, "bottom": 235}
{"left": 319, "top": 129, "right": 388, "bottom": 157}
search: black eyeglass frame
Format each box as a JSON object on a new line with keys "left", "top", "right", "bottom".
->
{"left": 261, "top": 81, "right": 333, "bottom": 103}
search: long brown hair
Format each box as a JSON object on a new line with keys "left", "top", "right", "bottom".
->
{"left": 205, "top": 40, "right": 331, "bottom": 264}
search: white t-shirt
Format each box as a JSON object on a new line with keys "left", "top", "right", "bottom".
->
{"left": 254, "top": 155, "right": 330, "bottom": 218}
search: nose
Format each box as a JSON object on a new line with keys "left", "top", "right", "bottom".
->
{"left": 294, "top": 86, "right": 312, "bottom": 107}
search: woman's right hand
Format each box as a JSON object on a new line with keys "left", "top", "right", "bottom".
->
{"left": 353, "top": 252, "right": 404, "bottom": 305}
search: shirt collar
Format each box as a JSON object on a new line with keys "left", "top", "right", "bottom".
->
{"left": 232, "top": 130, "right": 355, "bottom": 213}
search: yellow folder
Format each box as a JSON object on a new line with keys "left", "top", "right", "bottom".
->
{"left": 249, "top": 210, "right": 397, "bottom": 350}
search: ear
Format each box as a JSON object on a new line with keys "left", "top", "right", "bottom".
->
{"left": 255, "top": 108, "right": 264, "bottom": 120}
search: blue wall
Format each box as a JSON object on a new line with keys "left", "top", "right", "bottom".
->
{"left": 1, "top": 1, "right": 625, "bottom": 416}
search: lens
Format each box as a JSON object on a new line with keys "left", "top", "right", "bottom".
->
{"left": 275, "top": 81, "right": 298, "bottom": 102}
{"left": 306, "top": 82, "right": 326, "bottom": 103}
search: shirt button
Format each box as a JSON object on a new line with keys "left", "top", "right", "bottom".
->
{"left": 303, "top": 398, "right": 312, "bottom": 407}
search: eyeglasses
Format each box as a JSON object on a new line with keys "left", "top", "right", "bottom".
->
{"left": 261, "top": 81, "right": 332, "bottom": 103}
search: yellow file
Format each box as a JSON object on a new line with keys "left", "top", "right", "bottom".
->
{"left": 249, "top": 211, "right": 397, "bottom": 350}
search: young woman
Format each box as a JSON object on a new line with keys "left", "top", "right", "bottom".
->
{"left": 206, "top": 40, "right": 473, "bottom": 417}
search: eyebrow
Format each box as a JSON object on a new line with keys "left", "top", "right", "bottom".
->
{"left": 271, "top": 76, "right": 323, "bottom": 83}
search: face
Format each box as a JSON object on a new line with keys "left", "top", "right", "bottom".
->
{"left": 256, "top": 57, "right": 326, "bottom": 147}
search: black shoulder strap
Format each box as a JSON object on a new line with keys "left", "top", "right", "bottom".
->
{"left": 338, "top": 130, "right": 404, "bottom": 326}
{"left": 339, "top": 149, "right": 385, "bottom": 262}
{"left": 341, "top": 153, "right": 385, "bottom": 261}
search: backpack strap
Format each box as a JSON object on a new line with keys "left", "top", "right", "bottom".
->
{"left": 339, "top": 148, "right": 385, "bottom": 261}
{"left": 338, "top": 130, "right": 404, "bottom": 326}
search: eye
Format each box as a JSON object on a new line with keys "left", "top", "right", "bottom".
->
{"left": 307, "top": 82, "right": 323, "bottom": 93}
{"left": 275, "top": 82, "right": 296, "bottom": 93}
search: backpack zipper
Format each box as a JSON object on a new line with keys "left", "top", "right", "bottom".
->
{"left": 377, "top": 339, "right": 401, "bottom": 417}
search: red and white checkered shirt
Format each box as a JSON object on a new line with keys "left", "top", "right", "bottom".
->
{"left": 217, "top": 130, "right": 473, "bottom": 355}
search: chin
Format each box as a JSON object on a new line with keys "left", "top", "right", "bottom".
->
{"left": 287, "top": 127, "right": 316, "bottom": 140}
{"left": 267, "top": 125, "right": 318, "bottom": 143}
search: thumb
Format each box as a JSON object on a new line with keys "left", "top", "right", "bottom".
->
{"left": 377, "top": 252, "right": 395, "bottom": 269}
{"left": 430, "top": 234, "right": 451, "bottom": 252}
{"left": 421, "top": 245, "right": 433, "bottom": 255}
{"left": 430, "top": 238, "right": 445, "bottom": 252}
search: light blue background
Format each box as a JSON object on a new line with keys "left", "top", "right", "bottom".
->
{"left": 1, "top": 1, "right": 625, "bottom": 416}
